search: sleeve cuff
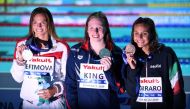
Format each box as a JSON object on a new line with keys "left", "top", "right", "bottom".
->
{"left": 53, "top": 82, "right": 64, "bottom": 97}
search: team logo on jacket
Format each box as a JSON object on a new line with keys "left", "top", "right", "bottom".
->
{"left": 78, "top": 55, "right": 83, "bottom": 60}
{"left": 150, "top": 64, "right": 161, "bottom": 69}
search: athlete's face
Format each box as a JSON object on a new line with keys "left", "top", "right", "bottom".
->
{"left": 32, "top": 14, "right": 48, "bottom": 41}
{"left": 133, "top": 24, "right": 150, "bottom": 49}
{"left": 87, "top": 18, "right": 104, "bottom": 43}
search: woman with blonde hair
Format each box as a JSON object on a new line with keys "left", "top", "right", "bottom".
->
{"left": 10, "top": 7, "right": 69, "bottom": 109}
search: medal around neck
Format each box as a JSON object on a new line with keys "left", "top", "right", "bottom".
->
{"left": 22, "top": 49, "right": 33, "bottom": 61}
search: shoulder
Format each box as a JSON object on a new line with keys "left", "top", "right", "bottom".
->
{"left": 67, "top": 43, "right": 87, "bottom": 62}
{"left": 55, "top": 39, "right": 69, "bottom": 48}
{"left": 155, "top": 44, "right": 177, "bottom": 60}
{"left": 113, "top": 45, "right": 122, "bottom": 52}
{"left": 70, "top": 43, "right": 83, "bottom": 52}
{"left": 111, "top": 45, "right": 123, "bottom": 64}
{"left": 67, "top": 43, "right": 83, "bottom": 57}
{"left": 53, "top": 39, "right": 70, "bottom": 52}
{"left": 112, "top": 45, "right": 122, "bottom": 56}
{"left": 159, "top": 45, "right": 175, "bottom": 55}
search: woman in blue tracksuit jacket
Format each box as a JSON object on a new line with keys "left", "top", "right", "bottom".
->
{"left": 122, "top": 17, "right": 186, "bottom": 109}
{"left": 64, "top": 11, "right": 124, "bottom": 109}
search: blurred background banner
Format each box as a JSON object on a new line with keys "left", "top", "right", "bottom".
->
{"left": 0, "top": 0, "right": 189, "bottom": 109}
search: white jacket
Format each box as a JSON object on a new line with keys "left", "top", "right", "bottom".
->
{"left": 10, "top": 37, "right": 69, "bottom": 101}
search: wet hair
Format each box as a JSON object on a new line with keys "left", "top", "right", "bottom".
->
{"left": 82, "top": 11, "right": 114, "bottom": 50}
{"left": 27, "top": 7, "right": 58, "bottom": 40}
{"left": 131, "top": 17, "right": 159, "bottom": 52}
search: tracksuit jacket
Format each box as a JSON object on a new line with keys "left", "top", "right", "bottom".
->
{"left": 65, "top": 42, "right": 123, "bottom": 109}
{"left": 122, "top": 44, "right": 186, "bottom": 109}
{"left": 10, "top": 37, "right": 69, "bottom": 108}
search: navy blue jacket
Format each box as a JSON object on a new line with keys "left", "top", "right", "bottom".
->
{"left": 122, "top": 44, "right": 186, "bottom": 109}
{"left": 65, "top": 43, "right": 123, "bottom": 109}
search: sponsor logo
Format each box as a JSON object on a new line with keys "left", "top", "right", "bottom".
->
{"left": 140, "top": 78, "right": 160, "bottom": 83}
{"left": 78, "top": 55, "right": 83, "bottom": 60}
{"left": 150, "top": 64, "right": 161, "bottom": 69}
{"left": 82, "top": 64, "right": 104, "bottom": 70}
{"left": 30, "top": 58, "right": 52, "bottom": 63}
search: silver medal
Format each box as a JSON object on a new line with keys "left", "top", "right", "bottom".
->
{"left": 22, "top": 49, "right": 33, "bottom": 61}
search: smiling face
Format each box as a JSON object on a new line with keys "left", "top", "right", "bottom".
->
{"left": 32, "top": 14, "right": 48, "bottom": 41}
{"left": 87, "top": 18, "right": 105, "bottom": 43}
{"left": 133, "top": 23, "right": 150, "bottom": 51}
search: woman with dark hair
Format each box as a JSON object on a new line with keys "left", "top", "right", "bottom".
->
{"left": 122, "top": 17, "right": 186, "bottom": 109}
{"left": 65, "top": 11, "right": 123, "bottom": 109}
{"left": 10, "top": 7, "right": 69, "bottom": 108}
